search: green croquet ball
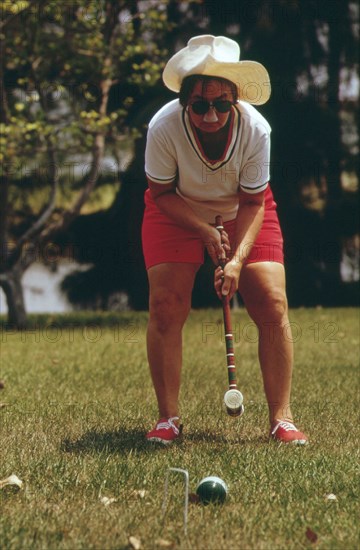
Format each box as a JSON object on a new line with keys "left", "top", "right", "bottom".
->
{"left": 196, "top": 476, "right": 228, "bottom": 505}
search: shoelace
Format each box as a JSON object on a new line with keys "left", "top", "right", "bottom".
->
{"left": 156, "top": 416, "right": 180, "bottom": 434}
{"left": 271, "top": 420, "right": 297, "bottom": 435}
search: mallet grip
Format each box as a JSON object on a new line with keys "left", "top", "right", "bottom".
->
{"left": 215, "top": 215, "right": 227, "bottom": 269}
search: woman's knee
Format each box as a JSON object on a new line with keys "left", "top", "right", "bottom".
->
{"left": 246, "top": 288, "right": 288, "bottom": 325}
{"left": 149, "top": 289, "right": 191, "bottom": 332}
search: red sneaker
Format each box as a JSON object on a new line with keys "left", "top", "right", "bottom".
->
{"left": 146, "top": 417, "right": 182, "bottom": 445}
{"left": 271, "top": 420, "right": 308, "bottom": 445}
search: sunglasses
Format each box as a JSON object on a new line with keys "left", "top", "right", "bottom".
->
{"left": 189, "top": 99, "right": 234, "bottom": 115}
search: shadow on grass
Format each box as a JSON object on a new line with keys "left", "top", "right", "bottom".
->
{"left": 61, "top": 428, "right": 269, "bottom": 455}
{"left": 61, "top": 428, "right": 160, "bottom": 455}
{"left": 185, "top": 431, "right": 234, "bottom": 444}
{"left": 185, "top": 431, "right": 269, "bottom": 445}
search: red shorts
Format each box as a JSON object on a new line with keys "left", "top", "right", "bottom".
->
{"left": 142, "top": 186, "right": 284, "bottom": 270}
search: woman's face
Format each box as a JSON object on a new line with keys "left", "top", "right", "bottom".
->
{"left": 187, "top": 79, "right": 235, "bottom": 134}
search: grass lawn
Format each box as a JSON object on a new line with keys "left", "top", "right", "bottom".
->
{"left": 0, "top": 308, "right": 359, "bottom": 549}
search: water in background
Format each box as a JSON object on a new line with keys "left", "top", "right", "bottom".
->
{"left": 0, "top": 260, "right": 88, "bottom": 314}
{"left": 0, "top": 246, "right": 357, "bottom": 314}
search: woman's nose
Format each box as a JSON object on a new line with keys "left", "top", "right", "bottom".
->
{"left": 203, "top": 106, "right": 218, "bottom": 122}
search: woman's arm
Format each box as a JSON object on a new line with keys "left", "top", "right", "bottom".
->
{"left": 149, "top": 180, "right": 228, "bottom": 264}
{"left": 150, "top": 180, "right": 206, "bottom": 233}
{"left": 218, "top": 188, "right": 265, "bottom": 298}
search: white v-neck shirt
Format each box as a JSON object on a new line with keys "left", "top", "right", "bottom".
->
{"left": 145, "top": 99, "right": 271, "bottom": 223}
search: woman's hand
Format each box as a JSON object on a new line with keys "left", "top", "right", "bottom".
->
{"left": 198, "top": 224, "right": 231, "bottom": 265}
{"left": 214, "top": 259, "right": 242, "bottom": 300}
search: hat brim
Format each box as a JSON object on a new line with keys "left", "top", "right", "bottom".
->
{"left": 163, "top": 59, "right": 271, "bottom": 106}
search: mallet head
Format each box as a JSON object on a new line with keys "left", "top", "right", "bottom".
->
{"left": 224, "top": 389, "right": 244, "bottom": 417}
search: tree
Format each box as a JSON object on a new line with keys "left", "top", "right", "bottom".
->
{"left": 0, "top": 0, "right": 169, "bottom": 327}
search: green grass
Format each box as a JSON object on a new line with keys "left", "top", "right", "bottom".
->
{"left": 0, "top": 308, "right": 359, "bottom": 549}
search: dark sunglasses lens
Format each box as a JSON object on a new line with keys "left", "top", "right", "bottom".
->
{"left": 191, "top": 101, "right": 209, "bottom": 115}
{"left": 214, "top": 100, "right": 233, "bottom": 113}
{"left": 191, "top": 100, "right": 233, "bottom": 115}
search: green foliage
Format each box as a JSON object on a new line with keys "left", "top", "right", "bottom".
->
{"left": 0, "top": 308, "right": 359, "bottom": 548}
{"left": 1, "top": 0, "right": 170, "bottom": 193}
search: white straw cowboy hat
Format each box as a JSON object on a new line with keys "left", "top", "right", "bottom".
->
{"left": 163, "top": 35, "right": 271, "bottom": 105}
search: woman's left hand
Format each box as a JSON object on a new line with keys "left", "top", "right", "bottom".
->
{"left": 198, "top": 224, "right": 231, "bottom": 265}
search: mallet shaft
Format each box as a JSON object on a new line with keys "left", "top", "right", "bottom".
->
{"left": 215, "top": 215, "right": 238, "bottom": 391}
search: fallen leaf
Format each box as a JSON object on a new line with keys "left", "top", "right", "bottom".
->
{"left": 130, "top": 489, "right": 147, "bottom": 499}
{"left": 100, "top": 496, "right": 117, "bottom": 506}
{"left": 128, "top": 535, "right": 141, "bottom": 550}
{"left": 0, "top": 474, "right": 23, "bottom": 490}
{"left": 0, "top": 403, "right": 7, "bottom": 409}
{"left": 0, "top": 380, "right": 5, "bottom": 389}
{"left": 325, "top": 493, "right": 337, "bottom": 501}
{"left": 155, "top": 539, "right": 174, "bottom": 548}
{"left": 306, "top": 527, "right": 318, "bottom": 543}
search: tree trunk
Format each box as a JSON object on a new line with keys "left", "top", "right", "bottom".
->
{"left": 0, "top": 268, "right": 27, "bottom": 329}
{"left": 327, "top": 4, "right": 347, "bottom": 202}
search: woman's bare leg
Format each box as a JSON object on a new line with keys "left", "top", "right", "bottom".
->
{"left": 147, "top": 262, "right": 200, "bottom": 418}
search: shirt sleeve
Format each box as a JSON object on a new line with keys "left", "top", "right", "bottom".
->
{"left": 144, "top": 126, "right": 177, "bottom": 184}
{"left": 239, "top": 131, "right": 270, "bottom": 194}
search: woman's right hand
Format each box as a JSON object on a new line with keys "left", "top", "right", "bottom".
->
{"left": 214, "top": 260, "right": 242, "bottom": 300}
{"left": 198, "top": 224, "right": 230, "bottom": 265}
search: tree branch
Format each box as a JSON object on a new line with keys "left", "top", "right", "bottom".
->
{"left": 37, "top": 2, "right": 122, "bottom": 240}
{"left": 12, "top": 28, "right": 60, "bottom": 250}
{"left": 38, "top": 79, "right": 111, "bottom": 240}
{"left": 5, "top": 1, "right": 121, "bottom": 253}
{"left": 15, "top": 144, "right": 58, "bottom": 248}
{"left": 0, "top": 32, "right": 11, "bottom": 270}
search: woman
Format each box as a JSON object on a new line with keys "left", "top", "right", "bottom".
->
{"left": 142, "top": 35, "right": 308, "bottom": 445}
